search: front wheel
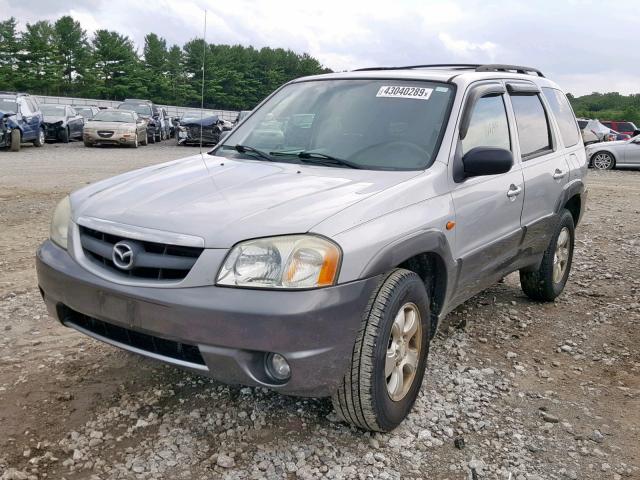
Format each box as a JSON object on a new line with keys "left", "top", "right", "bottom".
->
{"left": 60, "top": 127, "right": 70, "bottom": 143}
{"left": 332, "top": 269, "right": 431, "bottom": 432}
{"left": 33, "top": 128, "right": 45, "bottom": 147}
{"left": 9, "top": 129, "right": 21, "bottom": 151}
{"left": 520, "top": 209, "right": 575, "bottom": 301}
{"left": 592, "top": 151, "right": 615, "bottom": 170}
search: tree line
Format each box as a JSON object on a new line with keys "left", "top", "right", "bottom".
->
{"left": 0, "top": 16, "right": 331, "bottom": 110}
{"left": 568, "top": 92, "right": 640, "bottom": 126}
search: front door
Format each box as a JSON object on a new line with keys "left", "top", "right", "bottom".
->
{"left": 449, "top": 86, "right": 525, "bottom": 304}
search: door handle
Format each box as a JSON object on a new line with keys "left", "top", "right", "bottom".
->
{"left": 552, "top": 169, "right": 566, "bottom": 180}
{"left": 507, "top": 184, "right": 522, "bottom": 198}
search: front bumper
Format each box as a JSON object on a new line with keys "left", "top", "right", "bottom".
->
{"left": 36, "top": 240, "right": 379, "bottom": 397}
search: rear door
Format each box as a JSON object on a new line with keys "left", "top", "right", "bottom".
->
{"left": 506, "top": 83, "right": 570, "bottom": 256}
{"left": 17, "top": 97, "right": 36, "bottom": 140}
{"left": 449, "top": 81, "right": 525, "bottom": 303}
{"left": 621, "top": 137, "right": 640, "bottom": 164}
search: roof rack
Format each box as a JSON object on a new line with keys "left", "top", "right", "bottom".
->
{"left": 352, "top": 63, "right": 545, "bottom": 78}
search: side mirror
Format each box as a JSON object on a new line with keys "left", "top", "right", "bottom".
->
{"left": 462, "top": 147, "right": 513, "bottom": 178}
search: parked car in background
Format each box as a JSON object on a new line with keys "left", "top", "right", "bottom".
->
{"left": 577, "top": 118, "right": 599, "bottom": 145}
{"left": 37, "top": 63, "right": 587, "bottom": 432}
{"left": 41, "top": 104, "right": 84, "bottom": 143}
{"left": 586, "top": 135, "right": 640, "bottom": 170}
{"left": 83, "top": 109, "right": 147, "bottom": 148}
{"left": 75, "top": 106, "right": 101, "bottom": 120}
{"left": 601, "top": 120, "right": 638, "bottom": 137}
{"left": 117, "top": 100, "right": 160, "bottom": 143}
{"left": 167, "top": 116, "right": 178, "bottom": 138}
{"left": 176, "top": 115, "right": 228, "bottom": 145}
{"left": 609, "top": 129, "right": 631, "bottom": 141}
{"left": 235, "top": 110, "right": 252, "bottom": 124}
{"left": 0, "top": 92, "right": 45, "bottom": 151}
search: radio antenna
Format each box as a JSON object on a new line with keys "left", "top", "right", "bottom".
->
{"left": 199, "top": 10, "right": 207, "bottom": 154}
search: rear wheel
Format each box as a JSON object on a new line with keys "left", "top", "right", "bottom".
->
{"left": 520, "top": 209, "right": 575, "bottom": 301}
{"left": 140, "top": 132, "right": 148, "bottom": 146}
{"left": 148, "top": 133, "right": 156, "bottom": 144}
{"left": 592, "top": 151, "right": 615, "bottom": 170}
{"left": 9, "top": 129, "right": 21, "bottom": 151}
{"left": 33, "top": 128, "right": 45, "bottom": 147}
{"left": 332, "top": 269, "right": 431, "bottom": 432}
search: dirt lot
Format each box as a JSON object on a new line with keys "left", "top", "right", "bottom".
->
{"left": 0, "top": 142, "right": 638, "bottom": 480}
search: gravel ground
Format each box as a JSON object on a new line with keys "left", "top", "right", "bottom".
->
{"left": 0, "top": 141, "right": 639, "bottom": 480}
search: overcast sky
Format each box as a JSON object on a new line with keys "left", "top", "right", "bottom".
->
{"left": 3, "top": 0, "right": 638, "bottom": 96}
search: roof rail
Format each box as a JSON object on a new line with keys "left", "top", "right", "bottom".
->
{"left": 353, "top": 64, "right": 481, "bottom": 72}
{"left": 475, "top": 64, "right": 544, "bottom": 77}
{"left": 352, "top": 63, "right": 545, "bottom": 77}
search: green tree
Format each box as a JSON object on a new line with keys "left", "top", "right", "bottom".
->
{"left": 91, "top": 29, "right": 140, "bottom": 99}
{"left": 53, "top": 16, "right": 90, "bottom": 95}
{"left": 0, "top": 17, "right": 20, "bottom": 90}
{"left": 17, "top": 20, "right": 62, "bottom": 94}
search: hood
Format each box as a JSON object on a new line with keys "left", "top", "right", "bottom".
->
{"left": 44, "top": 116, "right": 65, "bottom": 124}
{"left": 86, "top": 121, "right": 134, "bottom": 130}
{"left": 181, "top": 115, "right": 219, "bottom": 127}
{"left": 71, "top": 154, "right": 418, "bottom": 248}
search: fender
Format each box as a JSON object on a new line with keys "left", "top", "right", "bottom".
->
{"left": 360, "top": 228, "right": 459, "bottom": 327}
{"left": 555, "top": 178, "right": 586, "bottom": 225}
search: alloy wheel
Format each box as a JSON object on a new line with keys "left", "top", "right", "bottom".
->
{"left": 593, "top": 153, "right": 613, "bottom": 170}
{"left": 553, "top": 227, "right": 570, "bottom": 283}
{"left": 385, "top": 302, "right": 422, "bottom": 401}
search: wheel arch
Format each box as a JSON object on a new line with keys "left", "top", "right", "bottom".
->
{"left": 590, "top": 149, "right": 616, "bottom": 167}
{"left": 555, "top": 179, "right": 586, "bottom": 226}
{"left": 360, "top": 230, "right": 457, "bottom": 334}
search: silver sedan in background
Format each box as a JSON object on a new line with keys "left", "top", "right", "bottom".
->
{"left": 586, "top": 136, "right": 640, "bottom": 170}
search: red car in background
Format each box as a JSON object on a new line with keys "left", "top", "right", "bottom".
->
{"left": 601, "top": 120, "right": 638, "bottom": 136}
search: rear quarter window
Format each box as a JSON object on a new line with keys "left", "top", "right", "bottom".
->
{"left": 542, "top": 88, "right": 580, "bottom": 147}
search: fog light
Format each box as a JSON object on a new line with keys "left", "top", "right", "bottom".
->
{"left": 266, "top": 353, "right": 290, "bottom": 381}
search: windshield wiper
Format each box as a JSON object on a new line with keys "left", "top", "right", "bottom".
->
{"left": 232, "top": 144, "right": 276, "bottom": 162}
{"left": 271, "top": 150, "right": 362, "bottom": 169}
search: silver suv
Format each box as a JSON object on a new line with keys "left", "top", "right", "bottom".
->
{"left": 37, "top": 64, "right": 588, "bottom": 432}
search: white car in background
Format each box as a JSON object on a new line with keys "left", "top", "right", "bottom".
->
{"left": 586, "top": 136, "right": 640, "bottom": 170}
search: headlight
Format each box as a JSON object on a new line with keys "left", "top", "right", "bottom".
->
{"left": 50, "top": 196, "right": 71, "bottom": 249}
{"left": 217, "top": 235, "right": 341, "bottom": 289}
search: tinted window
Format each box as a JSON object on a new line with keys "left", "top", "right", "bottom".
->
{"left": 118, "top": 103, "right": 152, "bottom": 116}
{"left": 542, "top": 88, "right": 580, "bottom": 147}
{"left": 462, "top": 95, "right": 510, "bottom": 155}
{"left": 510, "top": 94, "right": 552, "bottom": 159}
{"left": 577, "top": 120, "right": 587, "bottom": 129}
{"left": 617, "top": 122, "right": 635, "bottom": 131}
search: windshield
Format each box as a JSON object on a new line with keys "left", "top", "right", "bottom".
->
{"left": 0, "top": 98, "right": 17, "bottom": 113}
{"left": 92, "top": 110, "right": 135, "bottom": 122}
{"left": 118, "top": 103, "right": 152, "bottom": 116}
{"left": 215, "top": 79, "right": 455, "bottom": 170}
{"left": 76, "top": 107, "right": 94, "bottom": 118}
{"left": 40, "top": 105, "right": 67, "bottom": 116}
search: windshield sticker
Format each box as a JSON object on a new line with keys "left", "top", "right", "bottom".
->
{"left": 376, "top": 86, "right": 433, "bottom": 100}
{"left": 435, "top": 86, "right": 449, "bottom": 93}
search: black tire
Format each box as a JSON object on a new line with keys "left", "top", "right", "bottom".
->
{"left": 520, "top": 209, "right": 575, "bottom": 302}
{"left": 9, "top": 129, "right": 21, "bottom": 151}
{"left": 33, "top": 128, "right": 45, "bottom": 147}
{"left": 591, "top": 151, "right": 615, "bottom": 170}
{"left": 155, "top": 132, "right": 161, "bottom": 142}
{"left": 148, "top": 134, "right": 155, "bottom": 144}
{"left": 83, "top": 140, "right": 93, "bottom": 147}
{"left": 60, "top": 127, "right": 70, "bottom": 143}
{"left": 332, "top": 269, "right": 431, "bottom": 432}
{"left": 141, "top": 133, "right": 148, "bottom": 146}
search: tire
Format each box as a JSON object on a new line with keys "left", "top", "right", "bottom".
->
{"left": 60, "top": 127, "right": 70, "bottom": 143}
{"left": 155, "top": 132, "right": 161, "bottom": 142}
{"left": 33, "top": 128, "right": 45, "bottom": 147}
{"left": 148, "top": 134, "right": 155, "bottom": 144}
{"left": 332, "top": 269, "right": 431, "bottom": 432}
{"left": 520, "top": 209, "right": 575, "bottom": 302}
{"left": 141, "top": 133, "right": 148, "bottom": 146}
{"left": 130, "top": 136, "right": 139, "bottom": 148}
{"left": 9, "top": 129, "right": 20, "bottom": 151}
{"left": 83, "top": 140, "right": 93, "bottom": 147}
{"left": 591, "top": 151, "right": 615, "bottom": 170}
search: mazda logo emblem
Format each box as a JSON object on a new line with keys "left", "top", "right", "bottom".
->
{"left": 112, "top": 241, "right": 135, "bottom": 270}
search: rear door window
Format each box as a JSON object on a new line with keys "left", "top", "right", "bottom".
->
{"left": 510, "top": 94, "right": 553, "bottom": 159}
{"left": 542, "top": 88, "right": 580, "bottom": 147}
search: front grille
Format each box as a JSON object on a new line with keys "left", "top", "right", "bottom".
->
{"left": 62, "top": 307, "right": 205, "bottom": 366}
{"left": 79, "top": 225, "right": 203, "bottom": 281}
{"left": 97, "top": 130, "right": 114, "bottom": 138}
